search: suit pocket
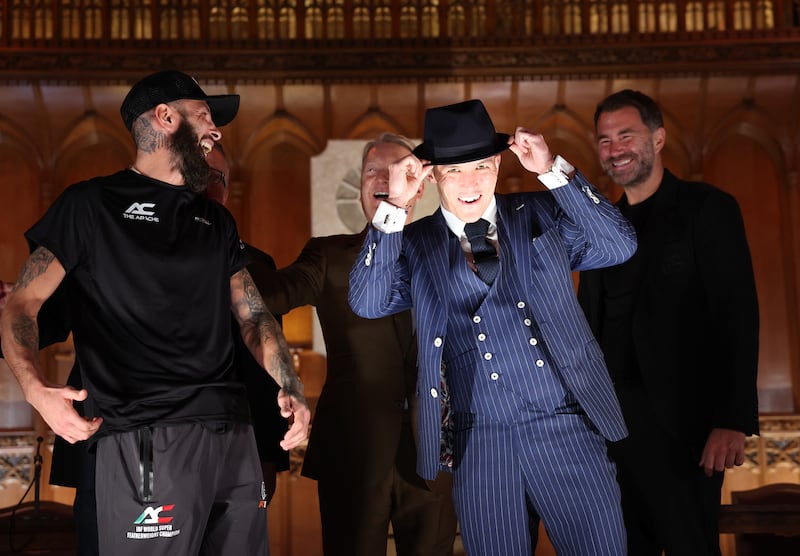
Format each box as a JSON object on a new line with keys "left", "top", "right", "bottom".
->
{"left": 529, "top": 225, "right": 558, "bottom": 249}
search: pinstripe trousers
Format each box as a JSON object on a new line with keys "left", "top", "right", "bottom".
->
{"left": 443, "top": 234, "right": 626, "bottom": 555}
{"left": 451, "top": 409, "right": 626, "bottom": 556}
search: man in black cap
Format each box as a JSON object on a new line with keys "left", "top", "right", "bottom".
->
{"left": 0, "top": 69, "right": 310, "bottom": 556}
{"left": 349, "top": 99, "right": 636, "bottom": 556}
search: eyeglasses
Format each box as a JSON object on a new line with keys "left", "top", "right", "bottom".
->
{"left": 209, "top": 169, "right": 227, "bottom": 189}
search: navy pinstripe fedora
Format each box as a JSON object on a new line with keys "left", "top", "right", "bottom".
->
{"left": 412, "top": 99, "right": 510, "bottom": 165}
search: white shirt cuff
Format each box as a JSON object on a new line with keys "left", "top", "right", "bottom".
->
{"left": 537, "top": 155, "right": 576, "bottom": 190}
{"left": 371, "top": 200, "right": 407, "bottom": 233}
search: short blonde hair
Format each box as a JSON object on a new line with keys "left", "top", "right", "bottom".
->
{"left": 361, "top": 132, "right": 416, "bottom": 166}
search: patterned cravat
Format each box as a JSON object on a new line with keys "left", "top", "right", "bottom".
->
{"left": 464, "top": 218, "right": 499, "bottom": 284}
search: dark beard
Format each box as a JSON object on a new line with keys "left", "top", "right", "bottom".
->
{"left": 170, "top": 118, "right": 210, "bottom": 193}
{"left": 604, "top": 150, "right": 654, "bottom": 188}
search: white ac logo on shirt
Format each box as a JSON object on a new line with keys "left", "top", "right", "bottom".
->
{"left": 123, "top": 202, "right": 159, "bottom": 222}
{"left": 125, "top": 202, "right": 156, "bottom": 216}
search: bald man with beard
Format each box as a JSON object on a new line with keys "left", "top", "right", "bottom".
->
{"left": 1, "top": 70, "right": 309, "bottom": 555}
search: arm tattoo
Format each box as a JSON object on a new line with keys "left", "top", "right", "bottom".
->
{"left": 241, "top": 272, "right": 306, "bottom": 401}
{"left": 11, "top": 315, "right": 38, "bottom": 351}
{"left": 15, "top": 247, "right": 55, "bottom": 289}
{"left": 241, "top": 270, "right": 268, "bottom": 317}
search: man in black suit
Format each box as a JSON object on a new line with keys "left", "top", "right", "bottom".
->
{"left": 578, "top": 89, "right": 760, "bottom": 556}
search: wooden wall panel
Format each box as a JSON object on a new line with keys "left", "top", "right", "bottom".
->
{"left": 706, "top": 135, "right": 798, "bottom": 413}
{"left": 2, "top": 74, "right": 800, "bottom": 411}
{"left": 244, "top": 140, "right": 313, "bottom": 347}
{"left": 0, "top": 146, "right": 40, "bottom": 280}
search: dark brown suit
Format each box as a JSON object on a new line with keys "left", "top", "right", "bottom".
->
{"left": 252, "top": 229, "right": 457, "bottom": 556}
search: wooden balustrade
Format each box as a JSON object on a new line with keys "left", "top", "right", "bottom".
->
{"left": 2, "top": 1, "right": 800, "bottom": 82}
{"left": 0, "top": 0, "right": 798, "bottom": 46}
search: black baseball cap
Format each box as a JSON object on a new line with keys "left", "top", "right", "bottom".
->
{"left": 120, "top": 70, "right": 240, "bottom": 131}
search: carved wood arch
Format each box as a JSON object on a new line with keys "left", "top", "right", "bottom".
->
{"left": 241, "top": 110, "right": 322, "bottom": 165}
{"left": 513, "top": 106, "right": 603, "bottom": 194}
{"left": 236, "top": 114, "right": 317, "bottom": 269}
{"left": 51, "top": 111, "right": 133, "bottom": 200}
{"left": 658, "top": 109, "right": 694, "bottom": 180}
{"left": 346, "top": 107, "right": 410, "bottom": 140}
{"left": 705, "top": 103, "right": 788, "bottom": 178}
{"left": 0, "top": 135, "right": 43, "bottom": 279}
{"left": 0, "top": 116, "right": 45, "bottom": 171}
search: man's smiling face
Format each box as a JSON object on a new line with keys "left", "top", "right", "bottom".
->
{"left": 433, "top": 155, "right": 500, "bottom": 223}
{"left": 360, "top": 142, "right": 413, "bottom": 221}
{"left": 596, "top": 105, "right": 659, "bottom": 188}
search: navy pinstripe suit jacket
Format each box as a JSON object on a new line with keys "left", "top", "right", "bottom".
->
{"left": 349, "top": 172, "right": 637, "bottom": 480}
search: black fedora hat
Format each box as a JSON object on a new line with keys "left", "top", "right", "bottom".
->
{"left": 120, "top": 70, "right": 240, "bottom": 131}
{"left": 412, "top": 99, "right": 510, "bottom": 165}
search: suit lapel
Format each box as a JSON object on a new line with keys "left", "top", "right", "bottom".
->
{"left": 345, "top": 227, "right": 369, "bottom": 252}
{"left": 418, "top": 210, "right": 452, "bottom": 314}
{"left": 496, "top": 196, "right": 535, "bottom": 287}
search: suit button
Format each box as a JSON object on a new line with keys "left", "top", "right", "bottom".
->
{"left": 433, "top": 337, "right": 443, "bottom": 347}
{"left": 524, "top": 318, "right": 532, "bottom": 326}
{"left": 484, "top": 352, "right": 493, "bottom": 361}
{"left": 430, "top": 388, "right": 439, "bottom": 398}
{"left": 517, "top": 301, "right": 525, "bottom": 309}
{"left": 490, "top": 372, "right": 499, "bottom": 380}
{"left": 536, "top": 359, "right": 544, "bottom": 367}
{"left": 529, "top": 338, "right": 538, "bottom": 346}
{"left": 477, "top": 333, "right": 486, "bottom": 341}
{"left": 473, "top": 315, "right": 481, "bottom": 323}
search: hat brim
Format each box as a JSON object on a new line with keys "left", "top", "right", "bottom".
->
{"left": 412, "top": 133, "right": 511, "bottom": 166}
{"left": 206, "top": 95, "right": 240, "bottom": 128}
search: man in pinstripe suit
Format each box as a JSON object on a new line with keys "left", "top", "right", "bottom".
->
{"left": 349, "top": 99, "right": 637, "bottom": 556}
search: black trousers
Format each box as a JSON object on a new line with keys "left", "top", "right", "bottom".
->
{"left": 316, "top": 421, "right": 458, "bottom": 556}
{"left": 609, "top": 386, "right": 724, "bottom": 556}
{"left": 94, "top": 423, "right": 267, "bottom": 556}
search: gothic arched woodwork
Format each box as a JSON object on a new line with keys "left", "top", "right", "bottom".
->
{"left": 53, "top": 112, "right": 133, "bottom": 199}
{"left": 0, "top": 4, "right": 800, "bottom": 416}
{"left": 0, "top": 142, "right": 42, "bottom": 281}
{"left": 245, "top": 139, "right": 313, "bottom": 346}
{"left": 346, "top": 107, "right": 408, "bottom": 140}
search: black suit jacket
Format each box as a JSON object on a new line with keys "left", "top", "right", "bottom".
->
{"left": 578, "top": 169, "right": 759, "bottom": 459}
{"left": 251, "top": 229, "right": 418, "bottom": 485}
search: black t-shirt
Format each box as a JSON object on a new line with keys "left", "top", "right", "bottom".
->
{"left": 598, "top": 189, "right": 659, "bottom": 386}
{"left": 26, "top": 170, "right": 250, "bottom": 435}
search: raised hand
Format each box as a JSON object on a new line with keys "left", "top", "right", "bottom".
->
{"left": 387, "top": 153, "right": 433, "bottom": 210}
{"left": 507, "top": 127, "right": 554, "bottom": 175}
